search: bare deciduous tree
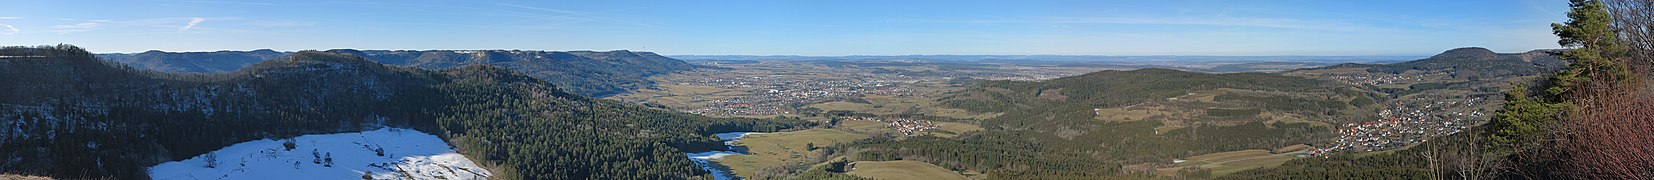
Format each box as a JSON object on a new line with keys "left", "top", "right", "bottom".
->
{"left": 1603, "top": 0, "right": 1654, "bottom": 73}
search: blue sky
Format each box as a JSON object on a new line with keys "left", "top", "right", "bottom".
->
{"left": 0, "top": 0, "right": 1567, "bottom": 55}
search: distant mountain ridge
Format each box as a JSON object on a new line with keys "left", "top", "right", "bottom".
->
{"left": 1428, "top": 47, "right": 1501, "bottom": 60}
{"left": 97, "top": 49, "right": 286, "bottom": 73}
{"left": 1297, "top": 47, "right": 1567, "bottom": 78}
{"left": 673, "top": 54, "right": 1419, "bottom": 64}
{"left": 1, "top": 45, "right": 804, "bottom": 179}
{"left": 97, "top": 49, "right": 697, "bottom": 97}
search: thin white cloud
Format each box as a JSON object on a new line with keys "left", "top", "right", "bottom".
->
{"left": 1, "top": 24, "right": 20, "bottom": 35}
{"left": 120, "top": 17, "right": 224, "bottom": 30}
{"left": 180, "top": 18, "right": 205, "bottom": 32}
{"left": 50, "top": 22, "right": 101, "bottom": 34}
{"left": 0, "top": 17, "right": 28, "bottom": 35}
{"left": 54, "top": 22, "right": 101, "bottom": 29}
{"left": 895, "top": 16, "right": 1388, "bottom": 32}
{"left": 245, "top": 19, "right": 316, "bottom": 27}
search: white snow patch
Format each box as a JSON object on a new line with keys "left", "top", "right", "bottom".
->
{"left": 713, "top": 132, "right": 765, "bottom": 143}
{"left": 687, "top": 151, "right": 742, "bottom": 160}
{"left": 685, "top": 132, "right": 765, "bottom": 180}
{"left": 688, "top": 132, "right": 766, "bottom": 160}
{"left": 148, "top": 128, "right": 491, "bottom": 180}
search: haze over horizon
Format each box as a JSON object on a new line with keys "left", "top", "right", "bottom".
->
{"left": 2, "top": 0, "right": 1567, "bottom": 56}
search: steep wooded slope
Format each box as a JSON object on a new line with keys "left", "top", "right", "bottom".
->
{"left": 0, "top": 45, "right": 806, "bottom": 179}
{"left": 98, "top": 49, "right": 697, "bottom": 97}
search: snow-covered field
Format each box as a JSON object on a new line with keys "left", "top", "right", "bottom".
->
{"left": 685, "top": 132, "right": 765, "bottom": 180}
{"left": 149, "top": 128, "right": 491, "bottom": 180}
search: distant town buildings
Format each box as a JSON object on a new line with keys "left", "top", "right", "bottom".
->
{"left": 672, "top": 74, "right": 923, "bottom": 116}
{"left": 838, "top": 116, "right": 940, "bottom": 136}
{"left": 1311, "top": 96, "right": 1488, "bottom": 156}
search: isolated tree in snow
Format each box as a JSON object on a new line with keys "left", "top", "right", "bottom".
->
{"left": 313, "top": 149, "right": 322, "bottom": 164}
{"left": 325, "top": 152, "right": 334, "bottom": 167}
{"left": 284, "top": 139, "right": 297, "bottom": 151}
{"left": 203, "top": 152, "right": 219, "bottom": 168}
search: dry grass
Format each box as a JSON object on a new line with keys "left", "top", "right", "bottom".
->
{"left": 926, "top": 122, "right": 984, "bottom": 138}
{"left": 1093, "top": 106, "right": 1173, "bottom": 122}
{"left": 658, "top": 84, "right": 727, "bottom": 95}
{"left": 1158, "top": 149, "right": 1303, "bottom": 177}
{"left": 714, "top": 129, "right": 869, "bottom": 177}
{"left": 809, "top": 101, "right": 876, "bottom": 112}
{"left": 1153, "top": 125, "right": 1186, "bottom": 134}
{"left": 847, "top": 160, "right": 966, "bottom": 180}
{"left": 1260, "top": 111, "right": 1333, "bottom": 128}
{"left": 1274, "top": 144, "right": 1313, "bottom": 153}
{"left": 838, "top": 120, "right": 893, "bottom": 134}
{"left": 1183, "top": 150, "right": 1274, "bottom": 163}
{"left": 0, "top": 174, "right": 53, "bottom": 180}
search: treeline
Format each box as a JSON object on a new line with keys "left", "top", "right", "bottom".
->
{"left": 940, "top": 68, "right": 1329, "bottom": 112}
{"left": 840, "top": 67, "right": 1348, "bottom": 178}
{"left": 846, "top": 133, "right": 1123, "bottom": 179}
{"left": 94, "top": 48, "right": 698, "bottom": 98}
{"left": 1212, "top": 93, "right": 1348, "bottom": 116}
{"left": 0, "top": 45, "right": 809, "bottom": 179}
{"left": 349, "top": 49, "right": 698, "bottom": 97}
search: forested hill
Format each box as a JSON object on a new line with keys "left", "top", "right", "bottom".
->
{"left": 1295, "top": 47, "right": 1567, "bottom": 78}
{"left": 97, "top": 49, "right": 698, "bottom": 97}
{"left": 0, "top": 45, "right": 808, "bottom": 179}
{"left": 941, "top": 68, "right": 1331, "bottom": 113}
{"left": 843, "top": 68, "right": 1357, "bottom": 178}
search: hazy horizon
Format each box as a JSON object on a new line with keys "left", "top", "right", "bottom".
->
{"left": 84, "top": 47, "right": 1516, "bottom": 58}
{"left": 3, "top": 0, "right": 1567, "bottom": 56}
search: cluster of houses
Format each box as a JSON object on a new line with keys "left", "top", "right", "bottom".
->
{"left": 675, "top": 74, "right": 921, "bottom": 116}
{"left": 1322, "top": 73, "right": 1431, "bottom": 86}
{"left": 840, "top": 117, "right": 940, "bottom": 136}
{"left": 1310, "top": 97, "right": 1487, "bottom": 156}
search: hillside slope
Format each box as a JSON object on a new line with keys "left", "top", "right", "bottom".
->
{"left": 97, "top": 49, "right": 697, "bottom": 97}
{"left": 147, "top": 128, "right": 490, "bottom": 180}
{"left": 97, "top": 49, "right": 287, "bottom": 73}
{"left": 0, "top": 45, "right": 807, "bottom": 179}
{"left": 1294, "top": 47, "right": 1566, "bottom": 79}
{"left": 939, "top": 68, "right": 1346, "bottom": 156}
{"left": 840, "top": 68, "right": 1355, "bottom": 178}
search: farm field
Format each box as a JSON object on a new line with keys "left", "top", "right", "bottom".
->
{"left": 847, "top": 160, "right": 967, "bottom": 180}
{"left": 1158, "top": 149, "right": 1306, "bottom": 177}
{"left": 714, "top": 129, "right": 869, "bottom": 177}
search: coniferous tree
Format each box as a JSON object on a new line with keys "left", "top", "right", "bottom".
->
{"left": 203, "top": 153, "right": 219, "bottom": 168}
